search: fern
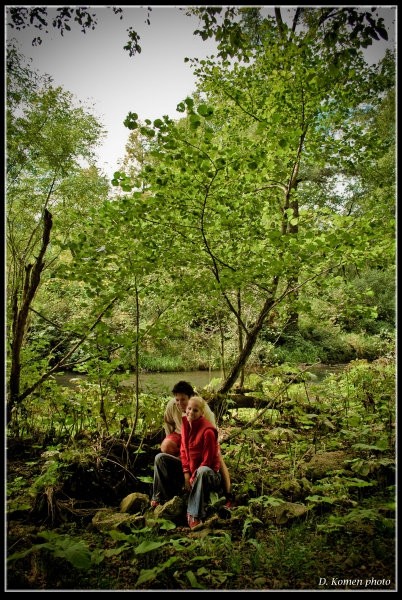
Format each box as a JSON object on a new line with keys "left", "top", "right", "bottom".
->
{"left": 7, "top": 530, "right": 96, "bottom": 570}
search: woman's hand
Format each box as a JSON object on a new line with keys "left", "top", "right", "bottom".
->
{"left": 183, "top": 472, "right": 192, "bottom": 492}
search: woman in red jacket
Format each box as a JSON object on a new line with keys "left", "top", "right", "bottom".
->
{"left": 180, "top": 396, "right": 222, "bottom": 528}
{"left": 159, "top": 380, "right": 231, "bottom": 501}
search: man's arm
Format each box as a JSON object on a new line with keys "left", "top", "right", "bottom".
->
{"left": 163, "top": 398, "right": 176, "bottom": 434}
{"left": 163, "top": 416, "right": 175, "bottom": 435}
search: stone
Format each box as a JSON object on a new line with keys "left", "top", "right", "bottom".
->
{"left": 154, "top": 495, "right": 186, "bottom": 520}
{"left": 120, "top": 492, "right": 150, "bottom": 514}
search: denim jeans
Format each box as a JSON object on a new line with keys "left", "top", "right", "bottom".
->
{"left": 187, "top": 465, "right": 222, "bottom": 520}
{"left": 152, "top": 453, "right": 222, "bottom": 520}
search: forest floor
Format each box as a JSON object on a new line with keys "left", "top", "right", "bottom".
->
{"left": 6, "top": 425, "right": 396, "bottom": 592}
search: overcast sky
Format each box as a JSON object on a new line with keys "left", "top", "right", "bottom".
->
{"left": 6, "top": 5, "right": 396, "bottom": 180}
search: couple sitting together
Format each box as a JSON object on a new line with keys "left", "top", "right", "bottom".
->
{"left": 151, "top": 380, "right": 232, "bottom": 529}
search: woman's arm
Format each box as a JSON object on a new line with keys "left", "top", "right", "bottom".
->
{"left": 200, "top": 429, "right": 219, "bottom": 468}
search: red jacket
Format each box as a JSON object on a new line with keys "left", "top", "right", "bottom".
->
{"left": 180, "top": 415, "right": 220, "bottom": 476}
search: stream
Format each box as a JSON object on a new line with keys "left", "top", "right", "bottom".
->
{"left": 54, "top": 364, "right": 346, "bottom": 394}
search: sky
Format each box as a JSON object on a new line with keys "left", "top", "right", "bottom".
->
{"left": 6, "top": 5, "right": 397, "bottom": 180}
{"left": 6, "top": 6, "right": 219, "bottom": 178}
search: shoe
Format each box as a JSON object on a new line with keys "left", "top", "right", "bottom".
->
{"left": 150, "top": 500, "right": 160, "bottom": 508}
{"left": 224, "top": 493, "right": 234, "bottom": 509}
{"left": 187, "top": 513, "right": 202, "bottom": 529}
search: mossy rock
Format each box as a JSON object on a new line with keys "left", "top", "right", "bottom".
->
{"left": 120, "top": 492, "right": 150, "bottom": 514}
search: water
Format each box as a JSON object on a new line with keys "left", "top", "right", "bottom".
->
{"left": 54, "top": 364, "right": 345, "bottom": 393}
{"left": 303, "top": 363, "right": 346, "bottom": 382}
{"left": 54, "top": 370, "right": 224, "bottom": 394}
{"left": 120, "top": 370, "right": 224, "bottom": 394}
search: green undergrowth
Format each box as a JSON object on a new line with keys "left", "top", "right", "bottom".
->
{"left": 6, "top": 356, "right": 396, "bottom": 590}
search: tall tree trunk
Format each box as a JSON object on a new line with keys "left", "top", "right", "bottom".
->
{"left": 284, "top": 275, "right": 299, "bottom": 333}
{"left": 217, "top": 314, "right": 226, "bottom": 379}
{"left": 7, "top": 209, "right": 53, "bottom": 423}
{"left": 237, "top": 289, "right": 245, "bottom": 388}
{"left": 218, "top": 277, "right": 279, "bottom": 394}
{"left": 126, "top": 280, "right": 140, "bottom": 449}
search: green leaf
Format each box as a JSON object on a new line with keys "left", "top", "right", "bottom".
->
{"left": 134, "top": 540, "right": 166, "bottom": 554}
{"left": 137, "top": 475, "right": 153, "bottom": 483}
{"left": 197, "top": 104, "right": 214, "bottom": 117}
{"left": 186, "top": 570, "right": 205, "bottom": 589}
{"left": 123, "top": 112, "right": 138, "bottom": 129}
{"left": 137, "top": 557, "right": 179, "bottom": 584}
{"left": 189, "top": 114, "right": 201, "bottom": 129}
{"left": 54, "top": 540, "right": 92, "bottom": 570}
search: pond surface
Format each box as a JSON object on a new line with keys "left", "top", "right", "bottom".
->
{"left": 54, "top": 364, "right": 346, "bottom": 394}
{"left": 120, "top": 370, "right": 224, "bottom": 394}
{"left": 54, "top": 370, "right": 223, "bottom": 394}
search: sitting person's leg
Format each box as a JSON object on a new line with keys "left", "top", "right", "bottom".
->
{"left": 151, "top": 452, "right": 183, "bottom": 505}
{"left": 160, "top": 432, "right": 181, "bottom": 456}
{"left": 219, "top": 456, "right": 231, "bottom": 495}
{"left": 186, "top": 466, "right": 221, "bottom": 525}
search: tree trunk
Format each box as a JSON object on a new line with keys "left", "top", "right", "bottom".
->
{"left": 7, "top": 209, "right": 53, "bottom": 423}
{"left": 284, "top": 275, "right": 299, "bottom": 333}
{"left": 237, "top": 289, "right": 245, "bottom": 388}
{"left": 218, "top": 277, "right": 279, "bottom": 394}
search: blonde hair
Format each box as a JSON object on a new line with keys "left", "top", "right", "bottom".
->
{"left": 188, "top": 395, "right": 206, "bottom": 415}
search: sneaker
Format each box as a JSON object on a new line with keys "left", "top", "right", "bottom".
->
{"left": 187, "top": 513, "right": 202, "bottom": 529}
{"left": 150, "top": 500, "right": 160, "bottom": 508}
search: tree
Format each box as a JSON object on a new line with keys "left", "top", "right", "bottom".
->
{"left": 6, "top": 44, "right": 109, "bottom": 421}
{"left": 120, "top": 7, "right": 395, "bottom": 397}
{"left": 6, "top": 6, "right": 391, "bottom": 59}
{"left": 188, "top": 6, "right": 390, "bottom": 56}
{"left": 305, "top": 82, "right": 396, "bottom": 335}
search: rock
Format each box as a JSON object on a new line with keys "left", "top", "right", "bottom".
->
{"left": 303, "top": 451, "right": 351, "bottom": 480}
{"left": 92, "top": 509, "right": 135, "bottom": 532}
{"left": 154, "top": 496, "right": 186, "bottom": 521}
{"left": 269, "top": 427, "right": 296, "bottom": 441}
{"left": 273, "top": 501, "right": 309, "bottom": 524}
{"left": 120, "top": 492, "right": 149, "bottom": 514}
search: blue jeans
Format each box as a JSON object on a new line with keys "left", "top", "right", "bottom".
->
{"left": 152, "top": 453, "right": 222, "bottom": 520}
{"left": 187, "top": 465, "right": 222, "bottom": 520}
